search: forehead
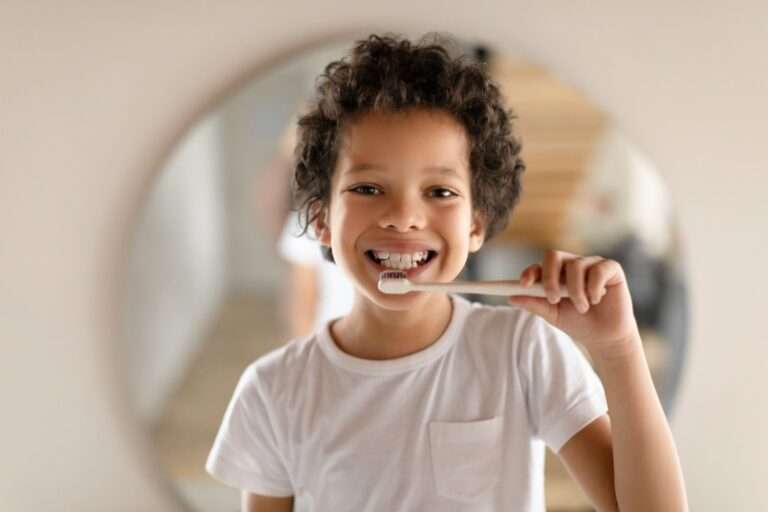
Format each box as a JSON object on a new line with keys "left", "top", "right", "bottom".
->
{"left": 336, "top": 108, "right": 470, "bottom": 177}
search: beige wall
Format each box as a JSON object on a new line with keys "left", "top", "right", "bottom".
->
{"left": 1, "top": 1, "right": 766, "bottom": 510}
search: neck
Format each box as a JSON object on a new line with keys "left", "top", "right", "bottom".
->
{"left": 330, "top": 293, "right": 453, "bottom": 360}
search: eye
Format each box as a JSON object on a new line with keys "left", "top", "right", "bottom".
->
{"left": 350, "top": 184, "right": 382, "bottom": 195}
{"left": 429, "top": 187, "right": 458, "bottom": 199}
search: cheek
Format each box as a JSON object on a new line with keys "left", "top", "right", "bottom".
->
{"left": 330, "top": 200, "right": 364, "bottom": 242}
{"left": 446, "top": 208, "right": 474, "bottom": 239}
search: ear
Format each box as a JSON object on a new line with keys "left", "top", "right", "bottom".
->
{"left": 468, "top": 210, "right": 487, "bottom": 253}
{"left": 312, "top": 206, "right": 332, "bottom": 247}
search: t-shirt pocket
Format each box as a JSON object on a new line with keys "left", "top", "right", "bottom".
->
{"left": 428, "top": 416, "right": 503, "bottom": 503}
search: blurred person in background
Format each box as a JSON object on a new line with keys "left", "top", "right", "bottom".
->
{"left": 258, "top": 119, "right": 355, "bottom": 338}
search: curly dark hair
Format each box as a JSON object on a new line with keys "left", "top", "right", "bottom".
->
{"left": 292, "top": 32, "right": 525, "bottom": 262}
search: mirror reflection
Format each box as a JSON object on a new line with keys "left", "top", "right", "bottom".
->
{"left": 120, "top": 34, "right": 688, "bottom": 511}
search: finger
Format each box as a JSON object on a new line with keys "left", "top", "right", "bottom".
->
{"left": 587, "top": 258, "right": 625, "bottom": 304}
{"left": 566, "top": 256, "right": 602, "bottom": 313}
{"left": 519, "top": 263, "right": 541, "bottom": 287}
{"left": 587, "top": 258, "right": 618, "bottom": 303}
{"left": 541, "top": 250, "right": 565, "bottom": 304}
{"left": 565, "top": 258, "right": 586, "bottom": 313}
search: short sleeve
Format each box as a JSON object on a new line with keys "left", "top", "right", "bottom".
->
{"left": 518, "top": 315, "right": 608, "bottom": 453}
{"left": 277, "top": 211, "right": 323, "bottom": 265}
{"left": 205, "top": 364, "right": 293, "bottom": 496}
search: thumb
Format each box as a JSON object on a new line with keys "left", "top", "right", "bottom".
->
{"left": 507, "top": 295, "right": 553, "bottom": 321}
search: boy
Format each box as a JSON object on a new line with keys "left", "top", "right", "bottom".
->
{"left": 206, "top": 33, "right": 688, "bottom": 511}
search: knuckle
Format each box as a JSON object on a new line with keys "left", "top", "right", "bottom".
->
{"left": 544, "top": 249, "right": 559, "bottom": 263}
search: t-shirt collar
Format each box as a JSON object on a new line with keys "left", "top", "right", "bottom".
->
{"left": 317, "top": 294, "right": 471, "bottom": 376}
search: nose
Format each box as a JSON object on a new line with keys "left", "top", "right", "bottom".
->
{"left": 378, "top": 192, "right": 427, "bottom": 232}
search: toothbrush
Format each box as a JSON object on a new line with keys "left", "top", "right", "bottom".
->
{"left": 377, "top": 270, "right": 570, "bottom": 298}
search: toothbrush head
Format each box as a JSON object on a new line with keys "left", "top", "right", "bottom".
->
{"left": 377, "top": 271, "right": 412, "bottom": 294}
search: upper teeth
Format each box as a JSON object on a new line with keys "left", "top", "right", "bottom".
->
{"left": 371, "top": 251, "right": 430, "bottom": 269}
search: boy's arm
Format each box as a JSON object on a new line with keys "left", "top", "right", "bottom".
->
{"left": 557, "top": 414, "right": 617, "bottom": 511}
{"left": 558, "top": 333, "right": 688, "bottom": 512}
{"left": 242, "top": 492, "right": 294, "bottom": 512}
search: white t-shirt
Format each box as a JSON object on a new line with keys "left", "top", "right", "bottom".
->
{"left": 206, "top": 294, "right": 608, "bottom": 511}
{"left": 277, "top": 211, "right": 355, "bottom": 330}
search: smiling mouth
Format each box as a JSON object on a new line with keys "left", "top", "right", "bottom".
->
{"left": 365, "top": 250, "right": 438, "bottom": 270}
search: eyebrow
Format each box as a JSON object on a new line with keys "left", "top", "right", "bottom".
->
{"left": 346, "top": 163, "right": 463, "bottom": 178}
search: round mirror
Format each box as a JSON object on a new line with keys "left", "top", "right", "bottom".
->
{"left": 119, "top": 34, "right": 688, "bottom": 511}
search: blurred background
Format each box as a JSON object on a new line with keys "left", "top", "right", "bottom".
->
{"left": 119, "top": 37, "right": 688, "bottom": 511}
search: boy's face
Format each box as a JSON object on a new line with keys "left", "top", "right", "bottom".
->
{"left": 315, "top": 107, "right": 486, "bottom": 309}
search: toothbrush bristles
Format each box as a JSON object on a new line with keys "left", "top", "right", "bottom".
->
{"left": 380, "top": 270, "right": 407, "bottom": 280}
{"left": 377, "top": 270, "right": 411, "bottom": 294}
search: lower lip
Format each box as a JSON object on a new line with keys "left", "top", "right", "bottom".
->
{"left": 364, "top": 252, "right": 437, "bottom": 280}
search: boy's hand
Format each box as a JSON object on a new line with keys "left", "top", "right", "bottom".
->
{"left": 507, "top": 249, "right": 641, "bottom": 359}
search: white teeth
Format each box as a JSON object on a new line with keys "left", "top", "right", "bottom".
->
{"left": 371, "top": 250, "right": 432, "bottom": 270}
{"left": 384, "top": 259, "right": 411, "bottom": 269}
{"left": 371, "top": 250, "right": 427, "bottom": 261}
